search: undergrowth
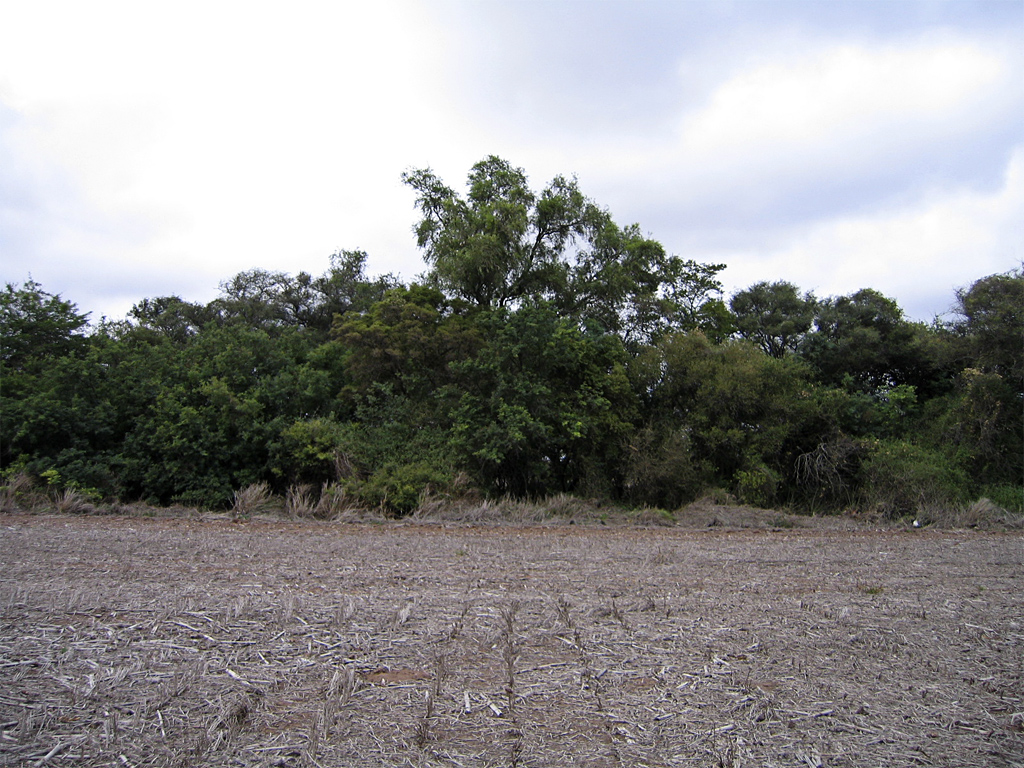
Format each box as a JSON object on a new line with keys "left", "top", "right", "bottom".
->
{"left": 1, "top": 470, "right": 1020, "bottom": 529}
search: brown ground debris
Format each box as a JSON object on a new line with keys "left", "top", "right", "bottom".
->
{"left": 1, "top": 513, "right": 1021, "bottom": 767}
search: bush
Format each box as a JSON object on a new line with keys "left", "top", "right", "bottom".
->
{"left": 857, "top": 439, "right": 970, "bottom": 518}
{"left": 930, "top": 369, "right": 1022, "bottom": 488}
{"left": 982, "top": 484, "right": 1024, "bottom": 515}
{"left": 345, "top": 462, "right": 449, "bottom": 516}
{"left": 622, "top": 426, "right": 708, "bottom": 509}
{"left": 275, "top": 418, "right": 349, "bottom": 485}
{"left": 793, "top": 435, "right": 865, "bottom": 510}
{"left": 734, "top": 465, "right": 781, "bottom": 508}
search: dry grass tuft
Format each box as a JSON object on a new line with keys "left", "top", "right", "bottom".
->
{"left": 285, "top": 484, "right": 317, "bottom": 519}
{"left": 0, "top": 472, "right": 34, "bottom": 513}
{"left": 231, "top": 482, "right": 275, "bottom": 519}
{"left": 943, "top": 497, "right": 1024, "bottom": 529}
{"left": 53, "top": 487, "right": 97, "bottom": 515}
{"left": 314, "top": 482, "right": 363, "bottom": 519}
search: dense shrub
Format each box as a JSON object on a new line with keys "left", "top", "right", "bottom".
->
{"left": 3, "top": 214, "right": 1021, "bottom": 517}
{"left": 857, "top": 439, "right": 970, "bottom": 518}
{"left": 343, "top": 462, "right": 450, "bottom": 515}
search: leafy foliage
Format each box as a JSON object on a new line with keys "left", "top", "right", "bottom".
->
{"left": 404, "top": 156, "right": 726, "bottom": 345}
{"left": 632, "top": 332, "right": 822, "bottom": 506}
{"left": 857, "top": 439, "right": 970, "bottom": 518}
{"left": 730, "top": 281, "right": 815, "bottom": 358}
{"left": 449, "top": 303, "right": 635, "bottom": 497}
{"left": 1, "top": 280, "right": 90, "bottom": 371}
{"left": 801, "top": 289, "right": 923, "bottom": 391}
{"left": 947, "top": 269, "right": 1023, "bottom": 389}
{"left": 2, "top": 160, "right": 1019, "bottom": 517}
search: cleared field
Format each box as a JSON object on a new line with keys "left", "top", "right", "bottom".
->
{"left": 1, "top": 514, "right": 1021, "bottom": 767}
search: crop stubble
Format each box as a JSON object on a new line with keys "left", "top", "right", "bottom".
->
{"left": 0, "top": 514, "right": 1021, "bottom": 767}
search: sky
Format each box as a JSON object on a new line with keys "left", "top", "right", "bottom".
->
{"left": 1, "top": 0, "right": 1022, "bottom": 324}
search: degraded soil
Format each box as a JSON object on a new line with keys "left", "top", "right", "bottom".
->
{"left": 0, "top": 514, "right": 1021, "bottom": 767}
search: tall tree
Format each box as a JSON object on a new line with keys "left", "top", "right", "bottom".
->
{"left": 404, "top": 156, "right": 579, "bottom": 308}
{"left": 404, "top": 156, "right": 725, "bottom": 345}
{"left": 948, "top": 269, "right": 1023, "bottom": 390}
{"left": 730, "top": 281, "right": 816, "bottom": 358}
{"left": 800, "top": 289, "right": 938, "bottom": 393}
{"left": 1, "top": 280, "right": 90, "bottom": 372}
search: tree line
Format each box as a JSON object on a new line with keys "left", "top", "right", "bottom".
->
{"left": 2, "top": 157, "right": 1021, "bottom": 517}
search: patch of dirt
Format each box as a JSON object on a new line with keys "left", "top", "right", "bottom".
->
{"left": 1, "top": 513, "right": 1021, "bottom": 767}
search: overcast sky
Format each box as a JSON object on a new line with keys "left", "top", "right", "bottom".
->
{"left": 2, "top": 0, "right": 1021, "bottom": 324}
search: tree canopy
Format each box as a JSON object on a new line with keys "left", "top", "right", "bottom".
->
{"left": 730, "top": 280, "right": 815, "bottom": 358}
{"left": 2, "top": 158, "right": 1020, "bottom": 518}
{"left": 404, "top": 156, "right": 726, "bottom": 345}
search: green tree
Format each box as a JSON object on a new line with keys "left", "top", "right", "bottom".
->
{"left": 947, "top": 269, "right": 1023, "bottom": 391}
{"left": 1, "top": 346, "right": 120, "bottom": 493}
{"left": 404, "top": 156, "right": 577, "bottom": 308}
{"left": 309, "top": 250, "right": 401, "bottom": 332}
{"left": 332, "top": 285, "right": 481, "bottom": 401}
{"left": 0, "top": 282, "right": 116, "bottom": 491}
{"left": 730, "top": 281, "right": 816, "bottom": 358}
{"left": 800, "top": 289, "right": 941, "bottom": 394}
{"left": 631, "top": 332, "right": 822, "bottom": 506}
{"left": 1, "top": 280, "right": 90, "bottom": 372}
{"left": 560, "top": 223, "right": 727, "bottom": 344}
{"left": 128, "top": 295, "right": 217, "bottom": 344}
{"left": 115, "top": 321, "right": 324, "bottom": 506}
{"left": 208, "top": 253, "right": 399, "bottom": 338}
{"left": 449, "top": 304, "right": 636, "bottom": 497}
{"left": 404, "top": 156, "right": 725, "bottom": 345}
{"left": 211, "top": 268, "right": 296, "bottom": 329}
{"left": 121, "top": 375, "right": 270, "bottom": 507}
{"left": 922, "top": 368, "right": 1023, "bottom": 490}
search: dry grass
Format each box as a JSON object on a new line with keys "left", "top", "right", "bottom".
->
{"left": 924, "top": 497, "right": 1024, "bottom": 530}
{"left": 0, "top": 472, "right": 34, "bottom": 514}
{"left": 231, "top": 482, "right": 275, "bottom": 519}
{"left": 52, "top": 488, "right": 97, "bottom": 515}
{"left": 284, "top": 484, "right": 317, "bottom": 519}
{"left": 4, "top": 471, "right": 1020, "bottom": 535}
{"left": 1, "top": 514, "right": 1021, "bottom": 767}
{"left": 314, "top": 482, "right": 363, "bottom": 520}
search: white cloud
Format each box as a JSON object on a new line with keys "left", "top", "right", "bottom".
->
{"left": 583, "top": 34, "right": 1020, "bottom": 222}
{"left": 0, "top": 0, "right": 472, "bottom": 317}
{"left": 715, "top": 144, "right": 1024, "bottom": 320}
{"left": 567, "top": 32, "right": 1022, "bottom": 320}
{"left": 679, "top": 39, "right": 1006, "bottom": 162}
{"left": 1, "top": 3, "right": 1021, "bottom": 324}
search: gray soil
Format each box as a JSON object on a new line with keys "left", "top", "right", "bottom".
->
{"left": 1, "top": 513, "right": 1021, "bottom": 767}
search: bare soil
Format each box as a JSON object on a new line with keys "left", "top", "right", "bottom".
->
{"left": 1, "top": 513, "right": 1021, "bottom": 767}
